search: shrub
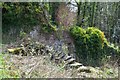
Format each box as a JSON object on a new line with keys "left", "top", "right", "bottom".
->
{"left": 2, "top": 2, "right": 41, "bottom": 27}
{"left": 103, "top": 43, "right": 120, "bottom": 57}
{"left": 70, "top": 26, "right": 108, "bottom": 66}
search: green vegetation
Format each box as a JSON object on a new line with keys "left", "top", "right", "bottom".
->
{"left": 70, "top": 26, "right": 119, "bottom": 66}
{"left": 41, "top": 23, "right": 57, "bottom": 33}
{"left": 0, "top": 53, "right": 20, "bottom": 79}
{"left": 2, "top": 2, "right": 40, "bottom": 26}
{"left": 1, "top": 1, "right": 120, "bottom": 78}
{"left": 2, "top": 3, "right": 54, "bottom": 35}
{"left": 104, "top": 43, "right": 120, "bottom": 57}
{"left": 2, "top": 2, "right": 120, "bottom": 43}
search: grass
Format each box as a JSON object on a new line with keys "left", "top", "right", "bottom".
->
{"left": 0, "top": 53, "right": 20, "bottom": 79}
{"left": 0, "top": 49, "right": 118, "bottom": 78}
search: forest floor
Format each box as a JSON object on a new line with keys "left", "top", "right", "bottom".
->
{"left": 1, "top": 50, "right": 119, "bottom": 78}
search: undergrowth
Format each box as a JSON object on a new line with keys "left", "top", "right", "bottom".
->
{"left": 0, "top": 53, "right": 20, "bottom": 79}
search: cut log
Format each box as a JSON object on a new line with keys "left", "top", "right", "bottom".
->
{"left": 7, "top": 47, "right": 23, "bottom": 54}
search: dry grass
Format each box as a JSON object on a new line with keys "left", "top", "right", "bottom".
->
{"left": 3, "top": 54, "right": 118, "bottom": 78}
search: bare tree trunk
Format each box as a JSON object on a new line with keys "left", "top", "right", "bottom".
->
{"left": 91, "top": 2, "right": 96, "bottom": 27}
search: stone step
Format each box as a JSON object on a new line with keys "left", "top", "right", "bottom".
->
{"left": 59, "top": 53, "right": 66, "bottom": 59}
{"left": 57, "top": 52, "right": 62, "bottom": 57}
{"left": 64, "top": 56, "right": 72, "bottom": 61}
{"left": 70, "top": 62, "right": 83, "bottom": 68}
{"left": 66, "top": 58, "right": 75, "bottom": 64}
{"left": 77, "top": 66, "right": 91, "bottom": 73}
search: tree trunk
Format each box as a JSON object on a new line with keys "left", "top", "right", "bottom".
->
{"left": 91, "top": 2, "right": 96, "bottom": 27}
{"left": 77, "top": 2, "right": 82, "bottom": 26}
